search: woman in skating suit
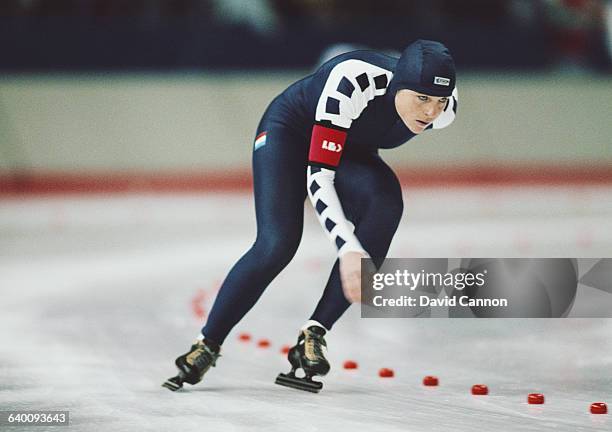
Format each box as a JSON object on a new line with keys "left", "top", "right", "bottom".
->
{"left": 164, "top": 39, "right": 458, "bottom": 392}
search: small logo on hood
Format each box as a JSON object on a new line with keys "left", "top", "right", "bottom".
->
{"left": 434, "top": 76, "right": 450, "bottom": 86}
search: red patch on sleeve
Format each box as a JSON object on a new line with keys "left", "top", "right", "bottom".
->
{"left": 308, "top": 125, "right": 347, "bottom": 168}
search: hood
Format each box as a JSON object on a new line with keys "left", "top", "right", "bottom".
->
{"left": 388, "top": 39, "right": 456, "bottom": 97}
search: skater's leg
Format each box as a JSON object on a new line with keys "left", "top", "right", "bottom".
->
{"left": 309, "top": 153, "right": 403, "bottom": 329}
{"left": 202, "top": 128, "right": 308, "bottom": 344}
{"left": 276, "top": 154, "right": 401, "bottom": 392}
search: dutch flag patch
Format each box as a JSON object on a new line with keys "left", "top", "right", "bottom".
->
{"left": 254, "top": 132, "right": 267, "bottom": 150}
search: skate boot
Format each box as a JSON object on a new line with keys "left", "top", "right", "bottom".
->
{"left": 162, "top": 338, "right": 220, "bottom": 391}
{"left": 275, "top": 325, "right": 330, "bottom": 393}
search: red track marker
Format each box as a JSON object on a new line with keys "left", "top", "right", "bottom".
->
{"left": 379, "top": 368, "right": 394, "bottom": 378}
{"left": 280, "top": 345, "right": 290, "bottom": 355}
{"left": 528, "top": 393, "right": 545, "bottom": 404}
{"left": 191, "top": 289, "right": 207, "bottom": 319}
{"left": 471, "top": 384, "right": 489, "bottom": 395}
{"left": 343, "top": 360, "right": 358, "bottom": 370}
{"left": 423, "top": 376, "right": 439, "bottom": 386}
{"left": 257, "top": 339, "right": 271, "bottom": 348}
{"left": 238, "top": 332, "right": 251, "bottom": 342}
{"left": 590, "top": 402, "right": 608, "bottom": 414}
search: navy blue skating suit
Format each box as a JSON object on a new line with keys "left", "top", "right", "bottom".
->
{"left": 203, "top": 41, "right": 457, "bottom": 344}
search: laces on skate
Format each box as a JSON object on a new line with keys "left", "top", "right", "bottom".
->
{"left": 162, "top": 339, "right": 221, "bottom": 392}
{"left": 275, "top": 326, "right": 330, "bottom": 393}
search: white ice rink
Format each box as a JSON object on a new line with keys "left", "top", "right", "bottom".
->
{"left": 1, "top": 185, "right": 611, "bottom": 431}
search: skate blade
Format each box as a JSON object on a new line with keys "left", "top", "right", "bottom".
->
{"left": 274, "top": 373, "right": 323, "bottom": 393}
{"left": 162, "top": 375, "right": 184, "bottom": 392}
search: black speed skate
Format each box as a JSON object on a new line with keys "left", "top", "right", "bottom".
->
{"left": 275, "top": 325, "right": 330, "bottom": 393}
{"left": 162, "top": 339, "right": 220, "bottom": 391}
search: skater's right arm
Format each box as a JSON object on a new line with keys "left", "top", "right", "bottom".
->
{"left": 306, "top": 59, "right": 392, "bottom": 258}
{"left": 306, "top": 60, "right": 392, "bottom": 302}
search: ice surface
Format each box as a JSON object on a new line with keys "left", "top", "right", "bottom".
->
{"left": 1, "top": 186, "right": 611, "bottom": 431}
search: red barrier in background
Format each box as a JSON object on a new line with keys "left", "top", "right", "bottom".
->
{"left": 1, "top": 164, "right": 612, "bottom": 196}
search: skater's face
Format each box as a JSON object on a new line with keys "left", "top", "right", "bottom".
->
{"left": 395, "top": 89, "right": 448, "bottom": 134}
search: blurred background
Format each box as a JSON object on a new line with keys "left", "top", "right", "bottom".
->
{"left": 1, "top": 3, "right": 612, "bottom": 430}
{"left": 0, "top": 0, "right": 611, "bottom": 192}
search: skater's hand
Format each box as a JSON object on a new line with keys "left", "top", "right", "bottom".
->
{"left": 340, "top": 251, "right": 367, "bottom": 303}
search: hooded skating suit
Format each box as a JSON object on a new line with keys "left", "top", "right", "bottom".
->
{"left": 202, "top": 40, "right": 457, "bottom": 344}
